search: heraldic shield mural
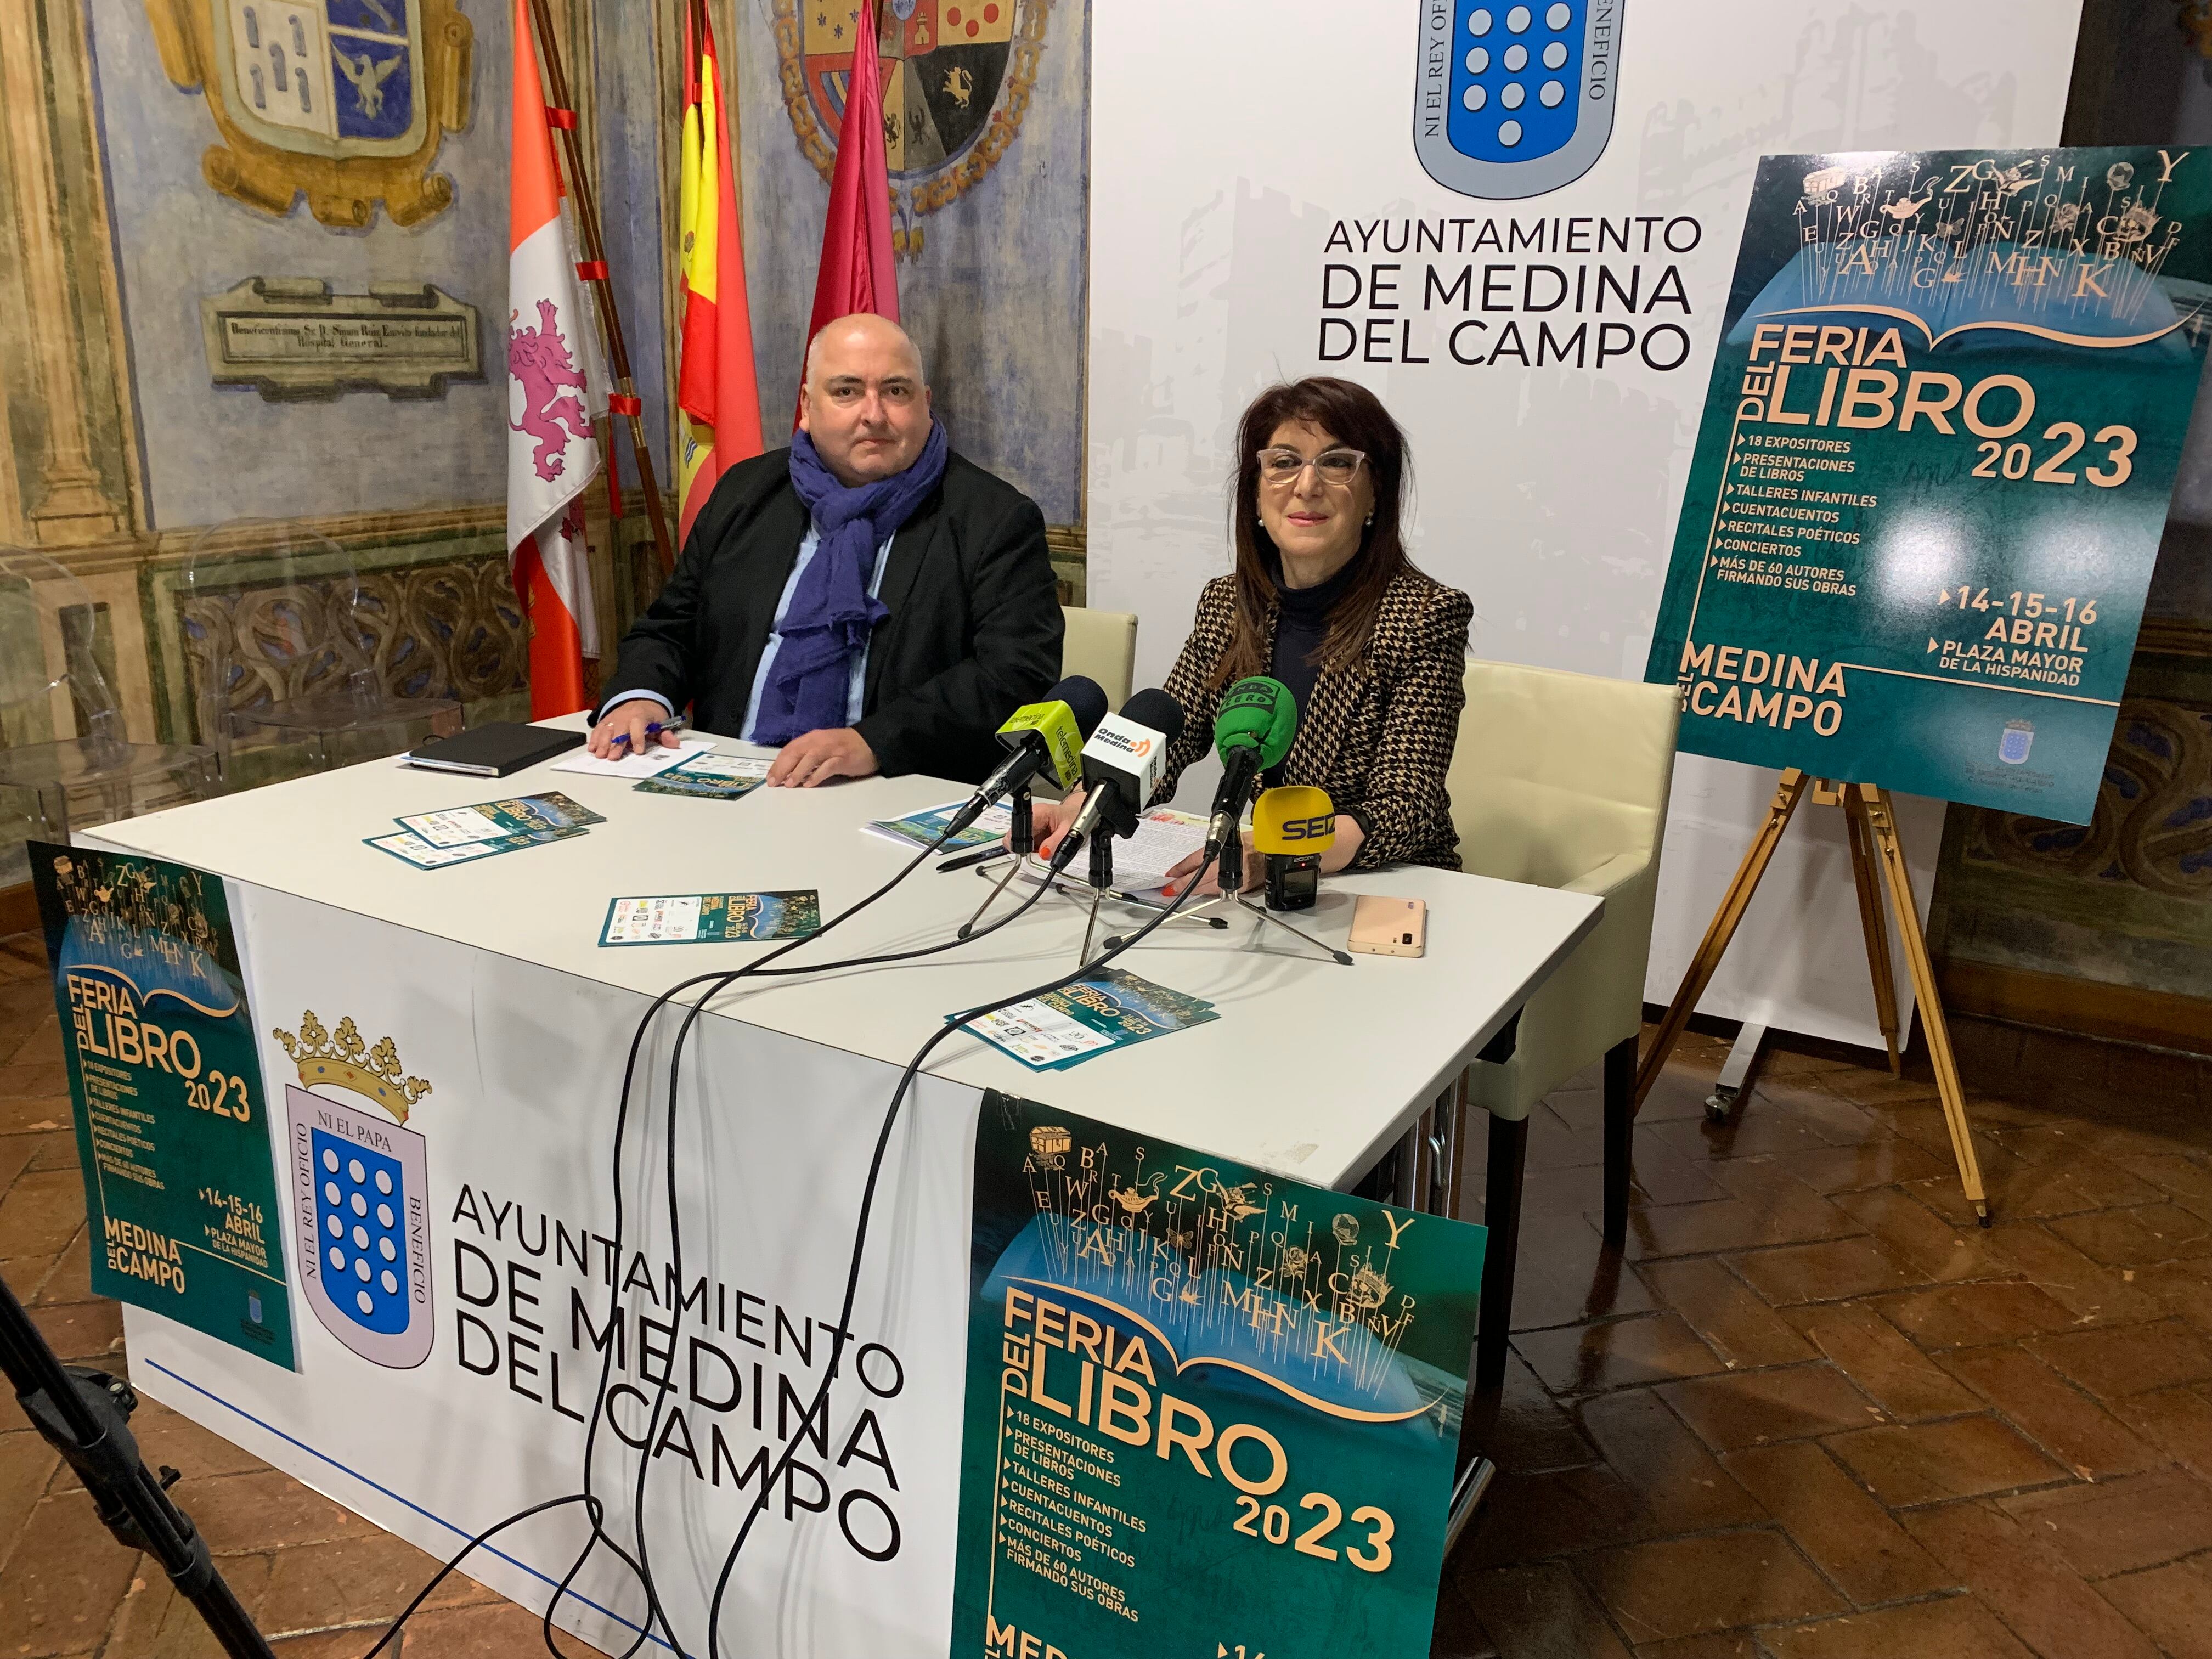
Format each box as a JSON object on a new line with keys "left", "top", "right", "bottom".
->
{"left": 144, "top": 0, "right": 475, "bottom": 227}
{"left": 777, "top": 0, "right": 1052, "bottom": 251}
{"left": 275, "top": 1011, "right": 437, "bottom": 1368}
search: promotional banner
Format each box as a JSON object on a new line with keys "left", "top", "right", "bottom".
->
{"left": 950, "top": 1094, "right": 1486, "bottom": 1659}
{"left": 1088, "top": 0, "right": 2085, "bottom": 1047}
{"left": 107, "top": 874, "right": 975, "bottom": 1656}
{"left": 30, "top": 843, "right": 294, "bottom": 1368}
{"left": 1647, "top": 146, "right": 2210, "bottom": 825}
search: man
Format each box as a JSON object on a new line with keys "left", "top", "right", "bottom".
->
{"left": 588, "top": 314, "right": 1063, "bottom": 786}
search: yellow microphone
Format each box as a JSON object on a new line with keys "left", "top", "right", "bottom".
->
{"left": 1253, "top": 786, "right": 1334, "bottom": 911}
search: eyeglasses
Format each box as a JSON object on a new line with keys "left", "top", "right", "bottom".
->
{"left": 1257, "top": 447, "right": 1367, "bottom": 487}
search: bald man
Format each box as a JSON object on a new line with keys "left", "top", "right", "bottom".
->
{"left": 590, "top": 314, "right": 1063, "bottom": 786}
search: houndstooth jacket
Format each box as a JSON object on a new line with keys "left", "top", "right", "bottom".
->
{"left": 1153, "top": 569, "right": 1474, "bottom": 870}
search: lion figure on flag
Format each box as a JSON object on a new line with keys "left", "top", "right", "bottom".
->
{"left": 508, "top": 298, "right": 592, "bottom": 483}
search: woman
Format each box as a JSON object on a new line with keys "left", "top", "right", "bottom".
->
{"left": 1042, "top": 376, "right": 1472, "bottom": 894}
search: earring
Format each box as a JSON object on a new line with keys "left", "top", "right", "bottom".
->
{"left": 1364, "top": 511, "right": 1374, "bottom": 526}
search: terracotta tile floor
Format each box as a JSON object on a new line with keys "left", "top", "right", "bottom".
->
{"left": 3, "top": 922, "right": 2210, "bottom": 1658}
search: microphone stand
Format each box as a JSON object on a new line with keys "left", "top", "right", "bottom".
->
{"left": 1080, "top": 831, "right": 1115, "bottom": 962}
{"left": 1126, "top": 806, "right": 1352, "bottom": 966}
{"left": 956, "top": 785, "right": 1032, "bottom": 940}
{"left": 0, "top": 1276, "right": 275, "bottom": 1659}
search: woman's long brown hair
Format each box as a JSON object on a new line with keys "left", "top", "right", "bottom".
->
{"left": 1210, "top": 376, "right": 1417, "bottom": 690}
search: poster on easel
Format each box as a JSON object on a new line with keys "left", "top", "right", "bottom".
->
{"left": 1646, "top": 145, "right": 2211, "bottom": 825}
{"left": 948, "top": 1092, "right": 1486, "bottom": 1659}
{"left": 30, "top": 843, "right": 295, "bottom": 1368}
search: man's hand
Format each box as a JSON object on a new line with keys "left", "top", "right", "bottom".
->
{"left": 588, "top": 699, "right": 681, "bottom": 759}
{"left": 766, "top": 727, "right": 879, "bottom": 788}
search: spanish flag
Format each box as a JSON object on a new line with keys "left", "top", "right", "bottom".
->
{"left": 506, "top": 0, "right": 602, "bottom": 719}
{"left": 676, "top": 5, "right": 763, "bottom": 545}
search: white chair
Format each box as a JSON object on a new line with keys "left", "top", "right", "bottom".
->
{"left": 1059, "top": 606, "right": 1137, "bottom": 710}
{"left": 1449, "top": 657, "right": 1680, "bottom": 1390}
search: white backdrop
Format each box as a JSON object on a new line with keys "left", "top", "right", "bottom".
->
{"left": 119, "top": 878, "right": 978, "bottom": 1658}
{"left": 1088, "top": 0, "right": 2084, "bottom": 1048}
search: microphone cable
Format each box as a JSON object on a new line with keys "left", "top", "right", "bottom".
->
{"left": 700, "top": 842, "right": 1226, "bottom": 1659}
{"left": 357, "top": 817, "right": 1058, "bottom": 1659}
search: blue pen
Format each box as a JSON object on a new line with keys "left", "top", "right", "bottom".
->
{"left": 610, "top": 719, "right": 685, "bottom": 750}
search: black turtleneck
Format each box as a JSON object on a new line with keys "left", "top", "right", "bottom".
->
{"left": 1267, "top": 553, "right": 1358, "bottom": 781}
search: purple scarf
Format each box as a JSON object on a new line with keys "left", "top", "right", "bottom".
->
{"left": 753, "top": 420, "right": 950, "bottom": 744}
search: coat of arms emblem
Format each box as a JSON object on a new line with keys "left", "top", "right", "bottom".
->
{"left": 145, "top": 0, "right": 475, "bottom": 227}
{"left": 1413, "top": 0, "right": 1624, "bottom": 201}
{"left": 274, "top": 1011, "right": 435, "bottom": 1367}
{"left": 775, "top": 0, "right": 1053, "bottom": 253}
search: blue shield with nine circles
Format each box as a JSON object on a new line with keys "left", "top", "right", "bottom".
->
{"left": 1414, "top": 1, "right": 1626, "bottom": 201}
{"left": 288, "top": 1084, "right": 433, "bottom": 1367}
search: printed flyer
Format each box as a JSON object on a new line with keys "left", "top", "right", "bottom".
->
{"left": 30, "top": 843, "right": 295, "bottom": 1368}
{"left": 950, "top": 1094, "right": 1486, "bottom": 1658}
{"left": 1646, "top": 146, "right": 2211, "bottom": 822}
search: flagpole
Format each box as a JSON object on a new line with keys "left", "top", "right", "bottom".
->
{"left": 522, "top": 0, "right": 680, "bottom": 577}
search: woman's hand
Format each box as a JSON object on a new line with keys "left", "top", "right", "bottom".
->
{"left": 1161, "top": 832, "right": 1261, "bottom": 899}
{"left": 1028, "top": 788, "right": 1087, "bottom": 859}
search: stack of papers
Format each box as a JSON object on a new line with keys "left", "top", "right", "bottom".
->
{"left": 367, "top": 792, "right": 602, "bottom": 870}
{"left": 599, "top": 890, "right": 821, "bottom": 946}
{"left": 864, "top": 799, "right": 1011, "bottom": 855}
{"left": 966, "top": 967, "right": 1219, "bottom": 1072}
{"left": 634, "top": 752, "right": 774, "bottom": 800}
{"left": 549, "top": 739, "right": 713, "bottom": 780}
{"left": 1012, "top": 806, "right": 1208, "bottom": 895}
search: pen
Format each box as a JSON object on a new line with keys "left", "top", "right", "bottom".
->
{"left": 610, "top": 719, "right": 685, "bottom": 750}
{"left": 938, "top": 844, "right": 1013, "bottom": 874}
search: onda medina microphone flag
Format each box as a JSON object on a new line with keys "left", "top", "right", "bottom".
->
{"left": 799, "top": 0, "right": 899, "bottom": 421}
{"left": 506, "top": 0, "right": 604, "bottom": 718}
{"left": 676, "top": 1, "right": 764, "bottom": 546}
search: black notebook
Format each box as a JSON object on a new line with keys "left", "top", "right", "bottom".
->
{"left": 402, "top": 723, "right": 585, "bottom": 778}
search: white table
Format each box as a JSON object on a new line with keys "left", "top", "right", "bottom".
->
{"left": 82, "top": 729, "right": 1600, "bottom": 1655}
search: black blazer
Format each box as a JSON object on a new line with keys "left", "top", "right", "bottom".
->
{"left": 604, "top": 447, "right": 1064, "bottom": 783}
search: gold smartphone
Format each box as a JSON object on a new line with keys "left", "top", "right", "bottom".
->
{"left": 1348, "top": 895, "right": 1427, "bottom": 958}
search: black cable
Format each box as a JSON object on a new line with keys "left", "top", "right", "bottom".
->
{"left": 701, "top": 843, "right": 1223, "bottom": 1658}
{"left": 614, "top": 860, "right": 1062, "bottom": 1655}
{"left": 364, "top": 816, "right": 1058, "bottom": 1659}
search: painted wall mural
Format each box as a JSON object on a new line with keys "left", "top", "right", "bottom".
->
{"left": 740, "top": 0, "right": 1088, "bottom": 524}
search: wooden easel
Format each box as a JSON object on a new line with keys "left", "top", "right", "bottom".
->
{"left": 1633, "top": 769, "right": 1991, "bottom": 1226}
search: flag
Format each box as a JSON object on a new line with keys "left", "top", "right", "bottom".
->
{"left": 800, "top": 0, "right": 898, "bottom": 417}
{"left": 677, "top": 4, "right": 764, "bottom": 545}
{"left": 506, "top": 0, "right": 602, "bottom": 719}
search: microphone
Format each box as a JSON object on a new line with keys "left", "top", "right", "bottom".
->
{"left": 1206, "top": 677, "right": 1298, "bottom": 856}
{"left": 1254, "top": 785, "right": 1335, "bottom": 911}
{"left": 942, "top": 676, "right": 1109, "bottom": 839}
{"left": 1051, "top": 688, "right": 1185, "bottom": 876}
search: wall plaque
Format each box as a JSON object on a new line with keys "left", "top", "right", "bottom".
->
{"left": 200, "top": 276, "right": 482, "bottom": 400}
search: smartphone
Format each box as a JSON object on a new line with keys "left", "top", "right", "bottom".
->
{"left": 1349, "top": 895, "right": 1429, "bottom": 958}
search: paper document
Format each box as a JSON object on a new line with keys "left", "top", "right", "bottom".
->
{"left": 964, "top": 967, "right": 1219, "bottom": 1072}
{"left": 865, "top": 800, "right": 1010, "bottom": 855}
{"left": 367, "top": 826, "right": 587, "bottom": 869}
{"left": 599, "top": 889, "right": 822, "bottom": 945}
{"left": 549, "top": 738, "right": 712, "bottom": 779}
{"left": 394, "top": 791, "right": 603, "bottom": 848}
{"left": 1018, "top": 806, "right": 1207, "bottom": 893}
{"left": 635, "top": 753, "right": 772, "bottom": 800}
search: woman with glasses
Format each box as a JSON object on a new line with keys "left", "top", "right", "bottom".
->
{"left": 1041, "top": 375, "right": 1473, "bottom": 894}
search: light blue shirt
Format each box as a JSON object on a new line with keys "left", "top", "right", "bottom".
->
{"left": 609, "top": 529, "right": 895, "bottom": 737}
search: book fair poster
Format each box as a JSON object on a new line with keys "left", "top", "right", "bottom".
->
{"left": 1646, "top": 146, "right": 2212, "bottom": 823}
{"left": 31, "top": 844, "right": 295, "bottom": 1368}
{"left": 949, "top": 1094, "right": 1486, "bottom": 1659}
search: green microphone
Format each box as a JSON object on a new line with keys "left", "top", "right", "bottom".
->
{"left": 1207, "top": 676, "right": 1299, "bottom": 864}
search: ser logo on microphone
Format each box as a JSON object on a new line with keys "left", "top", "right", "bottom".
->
{"left": 1272, "top": 812, "right": 1334, "bottom": 841}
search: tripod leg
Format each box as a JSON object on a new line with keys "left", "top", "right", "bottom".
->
{"left": 1861, "top": 786, "right": 1990, "bottom": 1224}
{"left": 1842, "top": 791, "right": 1903, "bottom": 1076}
{"left": 1235, "top": 897, "right": 1353, "bottom": 964}
{"left": 958, "top": 854, "right": 1028, "bottom": 939}
{"left": 1635, "top": 769, "right": 1810, "bottom": 1107}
